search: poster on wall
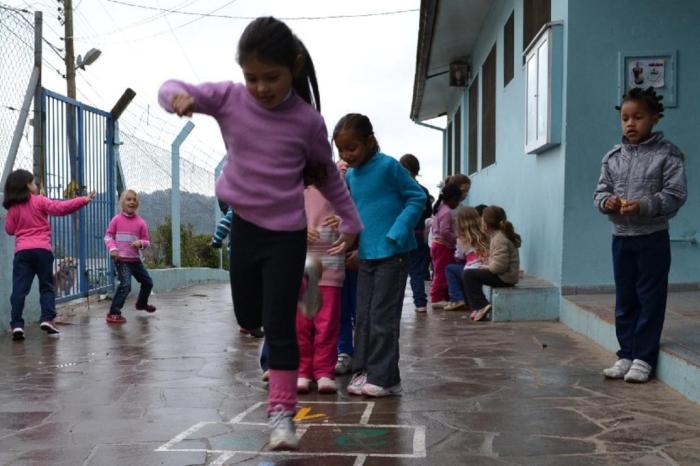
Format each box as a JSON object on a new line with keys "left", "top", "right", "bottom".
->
{"left": 628, "top": 59, "right": 665, "bottom": 88}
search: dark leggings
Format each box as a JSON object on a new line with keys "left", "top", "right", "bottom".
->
{"left": 229, "top": 214, "right": 306, "bottom": 370}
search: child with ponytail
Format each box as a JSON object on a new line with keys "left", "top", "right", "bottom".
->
{"left": 429, "top": 183, "right": 463, "bottom": 308}
{"left": 462, "top": 206, "right": 520, "bottom": 321}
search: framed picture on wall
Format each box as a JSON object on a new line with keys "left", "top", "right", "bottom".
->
{"left": 618, "top": 50, "right": 677, "bottom": 107}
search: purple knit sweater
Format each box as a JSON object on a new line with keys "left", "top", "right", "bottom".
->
{"left": 158, "top": 80, "right": 362, "bottom": 235}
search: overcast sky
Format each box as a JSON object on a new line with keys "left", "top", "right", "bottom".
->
{"left": 7, "top": 0, "right": 444, "bottom": 197}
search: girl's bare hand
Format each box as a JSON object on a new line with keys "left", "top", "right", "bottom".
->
{"left": 307, "top": 228, "right": 320, "bottom": 243}
{"left": 86, "top": 191, "right": 96, "bottom": 202}
{"left": 345, "top": 249, "right": 359, "bottom": 267}
{"left": 172, "top": 93, "right": 195, "bottom": 117}
{"left": 131, "top": 240, "right": 142, "bottom": 248}
{"left": 620, "top": 199, "right": 641, "bottom": 216}
{"left": 321, "top": 215, "right": 341, "bottom": 230}
{"left": 327, "top": 233, "right": 356, "bottom": 255}
{"left": 604, "top": 196, "right": 621, "bottom": 212}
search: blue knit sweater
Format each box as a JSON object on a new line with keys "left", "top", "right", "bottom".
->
{"left": 346, "top": 152, "right": 427, "bottom": 260}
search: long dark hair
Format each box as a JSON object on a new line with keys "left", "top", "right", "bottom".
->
{"left": 3, "top": 169, "right": 34, "bottom": 209}
{"left": 237, "top": 16, "right": 321, "bottom": 111}
{"left": 482, "top": 205, "right": 521, "bottom": 248}
{"left": 432, "top": 182, "right": 462, "bottom": 215}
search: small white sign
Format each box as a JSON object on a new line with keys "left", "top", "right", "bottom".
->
{"left": 628, "top": 58, "right": 665, "bottom": 88}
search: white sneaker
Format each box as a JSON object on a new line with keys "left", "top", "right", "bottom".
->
{"left": 297, "top": 377, "right": 311, "bottom": 394}
{"left": 415, "top": 306, "right": 427, "bottom": 313}
{"left": 603, "top": 358, "right": 633, "bottom": 379}
{"left": 11, "top": 327, "right": 25, "bottom": 341}
{"left": 317, "top": 377, "right": 337, "bottom": 394}
{"left": 362, "top": 382, "right": 403, "bottom": 397}
{"left": 335, "top": 353, "right": 352, "bottom": 375}
{"left": 431, "top": 301, "right": 449, "bottom": 308}
{"left": 624, "top": 359, "right": 652, "bottom": 383}
{"left": 268, "top": 407, "right": 298, "bottom": 451}
{"left": 347, "top": 372, "right": 366, "bottom": 396}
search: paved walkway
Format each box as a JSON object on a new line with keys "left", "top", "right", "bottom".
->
{"left": 1, "top": 283, "right": 699, "bottom": 465}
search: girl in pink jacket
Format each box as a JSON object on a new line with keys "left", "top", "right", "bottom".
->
{"left": 3, "top": 169, "right": 94, "bottom": 340}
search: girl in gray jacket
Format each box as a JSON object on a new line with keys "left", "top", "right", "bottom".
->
{"left": 594, "top": 87, "right": 687, "bottom": 383}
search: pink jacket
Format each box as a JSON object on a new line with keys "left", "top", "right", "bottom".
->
{"left": 305, "top": 186, "right": 345, "bottom": 287}
{"left": 104, "top": 212, "right": 150, "bottom": 262}
{"left": 431, "top": 203, "right": 456, "bottom": 247}
{"left": 4, "top": 194, "right": 89, "bottom": 253}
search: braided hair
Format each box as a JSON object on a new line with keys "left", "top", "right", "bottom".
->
{"left": 616, "top": 86, "right": 664, "bottom": 118}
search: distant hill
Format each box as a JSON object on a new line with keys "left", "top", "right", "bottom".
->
{"left": 138, "top": 189, "right": 216, "bottom": 235}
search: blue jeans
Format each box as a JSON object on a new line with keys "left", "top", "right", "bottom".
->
{"left": 407, "top": 230, "right": 429, "bottom": 307}
{"left": 613, "top": 230, "right": 671, "bottom": 367}
{"left": 445, "top": 263, "right": 465, "bottom": 302}
{"left": 110, "top": 261, "right": 153, "bottom": 315}
{"left": 10, "top": 249, "right": 56, "bottom": 328}
{"left": 338, "top": 268, "right": 358, "bottom": 356}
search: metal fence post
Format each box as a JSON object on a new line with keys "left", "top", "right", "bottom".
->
{"left": 214, "top": 157, "right": 225, "bottom": 269}
{"left": 171, "top": 121, "right": 194, "bottom": 268}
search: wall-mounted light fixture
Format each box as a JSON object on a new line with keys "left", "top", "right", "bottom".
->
{"left": 449, "top": 60, "right": 469, "bottom": 87}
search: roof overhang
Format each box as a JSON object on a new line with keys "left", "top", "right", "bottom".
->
{"left": 410, "top": 0, "right": 492, "bottom": 122}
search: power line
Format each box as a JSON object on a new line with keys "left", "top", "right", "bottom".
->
{"left": 105, "top": 0, "right": 419, "bottom": 21}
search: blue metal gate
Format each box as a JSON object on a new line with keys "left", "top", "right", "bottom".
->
{"left": 42, "top": 89, "right": 115, "bottom": 303}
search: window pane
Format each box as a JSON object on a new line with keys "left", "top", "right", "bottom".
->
{"left": 536, "top": 37, "right": 549, "bottom": 141}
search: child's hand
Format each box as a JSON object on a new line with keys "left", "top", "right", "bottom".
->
{"left": 321, "top": 215, "right": 341, "bottom": 230}
{"left": 131, "top": 240, "right": 142, "bottom": 249}
{"left": 604, "top": 196, "right": 622, "bottom": 212}
{"left": 172, "top": 93, "right": 195, "bottom": 117}
{"left": 327, "top": 233, "right": 356, "bottom": 255}
{"left": 110, "top": 250, "right": 119, "bottom": 260}
{"left": 620, "top": 199, "right": 641, "bottom": 216}
{"left": 307, "top": 228, "right": 320, "bottom": 243}
{"left": 86, "top": 191, "right": 96, "bottom": 202}
{"left": 345, "top": 249, "right": 359, "bottom": 267}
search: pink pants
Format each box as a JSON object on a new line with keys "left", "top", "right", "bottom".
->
{"left": 430, "top": 242, "right": 455, "bottom": 303}
{"left": 296, "top": 285, "right": 341, "bottom": 380}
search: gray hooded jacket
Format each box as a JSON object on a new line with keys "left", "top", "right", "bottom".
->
{"left": 593, "top": 132, "right": 687, "bottom": 236}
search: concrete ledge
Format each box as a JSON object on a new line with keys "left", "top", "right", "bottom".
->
{"left": 560, "top": 296, "right": 700, "bottom": 404}
{"left": 486, "top": 275, "right": 559, "bottom": 322}
{"left": 146, "top": 267, "right": 229, "bottom": 293}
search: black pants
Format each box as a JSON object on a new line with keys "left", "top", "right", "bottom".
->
{"left": 229, "top": 214, "right": 306, "bottom": 370}
{"left": 612, "top": 230, "right": 671, "bottom": 367}
{"left": 10, "top": 249, "right": 55, "bottom": 328}
{"left": 461, "top": 268, "right": 513, "bottom": 310}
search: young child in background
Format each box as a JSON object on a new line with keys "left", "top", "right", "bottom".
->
{"left": 334, "top": 113, "right": 426, "bottom": 397}
{"left": 429, "top": 183, "right": 463, "bottom": 308}
{"left": 462, "top": 206, "right": 521, "bottom": 321}
{"left": 594, "top": 87, "right": 687, "bottom": 383}
{"left": 104, "top": 189, "right": 155, "bottom": 324}
{"left": 211, "top": 205, "right": 264, "bottom": 339}
{"left": 444, "top": 173, "right": 471, "bottom": 203}
{"left": 445, "top": 206, "right": 491, "bottom": 313}
{"left": 399, "top": 154, "right": 433, "bottom": 313}
{"left": 159, "top": 17, "right": 362, "bottom": 450}
{"left": 3, "top": 169, "right": 95, "bottom": 339}
{"left": 335, "top": 160, "right": 358, "bottom": 376}
{"left": 296, "top": 185, "right": 348, "bottom": 394}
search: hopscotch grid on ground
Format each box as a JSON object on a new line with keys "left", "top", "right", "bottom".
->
{"left": 156, "top": 400, "right": 427, "bottom": 461}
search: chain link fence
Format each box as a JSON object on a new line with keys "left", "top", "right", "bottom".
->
{"left": 0, "top": 4, "right": 35, "bottom": 173}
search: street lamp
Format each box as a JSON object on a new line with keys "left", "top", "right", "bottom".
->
{"left": 75, "top": 48, "right": 101, "bottom": 71}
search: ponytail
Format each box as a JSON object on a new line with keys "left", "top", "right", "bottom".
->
{"left": 432, "top": 182, "right": 462, "bottom": 215}
{"left": 293, "top": 39, "right": 321, "bottom": 111}
{"left": 483, "top": 206, "right": 521, "bottom": 248}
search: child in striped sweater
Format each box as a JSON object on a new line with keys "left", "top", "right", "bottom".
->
{"left": 104, "top": 189, "right": 154, "bottom": 324}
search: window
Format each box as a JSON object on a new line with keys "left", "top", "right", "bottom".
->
{"left": 446, "top": 122, "right": 453, "bottom": 175}
{"left": 454, "top": 107, "right": 462, "bottom": 174}
{"left": 524, "top": 24, "right": 563, "bottom": 153}
{"left": 523, "top": 0, "right": 550, "bottom": 52}
{"left": 482, "top": 44, "right": 496, "bottom": 169}
{"left": 504, "top": 11, "right": 514, "bottom": 86}
{"left": 468, "top": 75, "right": 478, "bottom": 175}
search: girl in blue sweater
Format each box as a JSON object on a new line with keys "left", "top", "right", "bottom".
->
{"left": 333, "top": 113, "right": 426, "bottom": 397}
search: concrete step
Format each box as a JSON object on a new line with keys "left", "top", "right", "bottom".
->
{"left": 486, "top": 274, "right": 559, "bottom": 322}
{"left": 560, "top": 295, "right": 700, "bottom": 404}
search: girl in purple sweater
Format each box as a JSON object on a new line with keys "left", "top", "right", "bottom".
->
{"left": 158, "top": 17, "right": 362, "bottom": 451}
{"left": 104, "top": 189, "right": 154, "bottom": 324}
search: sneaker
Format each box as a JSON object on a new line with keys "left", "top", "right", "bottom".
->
{"left": 106, "top": 313, "right": 127, "bottom": 324}
{"left": 297, "top": 377, "right": 312, "bottom": 394}
{"left": 431, "top": 300, "right": 449, "bottom": 308}
{"left": 603, "top": 358, "right": 633, "bottom": 379}
{"left": 39, "top": 321, "right": 59, "bottom": 334}
{"left": 317, "top": 377, "right": 337, "bottom": 394}
{"left": 415, "top": 306, "right": 427, "bottom": 313}
{"left": 362, "top": 382, "right": 403, "bottom": 397}
{"left": 249, "top": 327, "right": 265, "bottom": 339}
{"left": 347, "top": 372, "right": 366, "bottom": 396}
{"left": 135, "top": 303, "right": 156, "bottom": 312}
{"left": 268, "top": 406, "right": 298, "bottom": 451}
{"left": 624, "top": 359, "right": 652, "bottom": 383}
{"left": 335, "top": 353, "right": 353, "bottom": 375}
{"left": 472, "top": 304, "right": 492, "bottom": 321}
{"left": 262, "top": 370, "right": 269, "bottom": 382}
{"left": 445, "top": 300, "right": 466, "bottom": 311}
{"left": 11, "top": 327, "right": 25, "bottom": 341}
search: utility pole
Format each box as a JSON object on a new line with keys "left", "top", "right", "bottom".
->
{"left": 63, "top": 0, "right": 75, "bottom": 99}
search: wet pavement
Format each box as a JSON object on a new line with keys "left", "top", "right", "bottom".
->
{"left": 1, "top": 283, "right": 700, "bottom": 465}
